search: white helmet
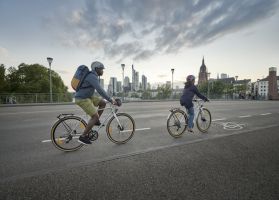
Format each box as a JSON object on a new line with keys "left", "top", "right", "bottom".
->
{"left": 91, "top": 61, "right": 105, "bottom": 71}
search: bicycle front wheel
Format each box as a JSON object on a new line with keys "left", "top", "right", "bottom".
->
{"left": 167, "top": 109, "right": 188, "bottom": 138}
{"left": 51, "top": 116, "right": 85, "bottom": 152}
{"left": 196, "top": 108, "right": 212, "bottom": 133}
{"left": 106, "top": 113, "right": 135, "bottom": 144}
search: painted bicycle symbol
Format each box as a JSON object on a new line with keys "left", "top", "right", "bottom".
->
{"left": 214, "top": 121, "right": 246, "bottom": 130}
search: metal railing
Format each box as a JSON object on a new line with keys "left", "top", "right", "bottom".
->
{"left": 0, "top": 93, "right": 74, "bottom": 104}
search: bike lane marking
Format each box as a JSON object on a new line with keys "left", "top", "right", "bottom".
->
{"left": 212, "top": 118, "right": 226, "bottom": 122}
{"left": 239, "top": 115, "right": 251, "bottom": 118}
{"left": 41, "top": 127, "right": 151, "bottom": 143}
{"left": 260, "top": 113, "right": 272, "bottom": 116}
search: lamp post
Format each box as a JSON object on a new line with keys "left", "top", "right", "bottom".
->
{"left": 207, "top": 72, "right": 211, "bottom": 98}
{"left": 121, "top": 64, "right": 125, "bottom": 101}
{"left": 171, "top": 68, "right": 174, "bottom": 99}
{"left": 47, "top": 57, "right": 53, "bottom": 103}
{"left": 235, "top": 75, "right": 238, "bottom": 99}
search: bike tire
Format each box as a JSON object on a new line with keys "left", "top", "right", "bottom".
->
{"left": 167, "top": 109, "right": 188, "bottom": 138}
{"left": 106, "top": 113, "right": 135, "bottom": 144}
{"left": 196, "top": 108, "right": 211, "bottom": 133}
{"left": 51, "top": 116, "right": 85, "bottom": 152}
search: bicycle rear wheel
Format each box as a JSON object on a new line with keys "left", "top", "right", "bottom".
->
{"left": 167, "top": 109, "right": 188, "bottom": 138}
{"left": 106, "top": 113, "right": 135, "bottom": 144}
{"left": 196, "top": 108, "right": 211, "bottom": 133}
{"left": 51, "top": 116, "right": 85, "bottom": 152}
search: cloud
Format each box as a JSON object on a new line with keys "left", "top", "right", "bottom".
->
{"left": 51, "top": 0, "right": 279, "bottom": 61}
{"left": 0, "top": 46, "right": 9, "bottom": 58}
{"left": 158, "top": 74, "right": 168, "bottom": 78}
{"left": 56, "top": 70, "right": 69, "bottom": 74}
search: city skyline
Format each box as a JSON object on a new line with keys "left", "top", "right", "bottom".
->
{"left": 1, "top": 0, "right": 279, "bottom": 91}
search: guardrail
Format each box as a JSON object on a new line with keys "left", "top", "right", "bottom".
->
{"left": 0, "top": 93, "right": 267, "bottom": 105}
{"left": 0, "top": 93, "right": 73, "bottom": 104}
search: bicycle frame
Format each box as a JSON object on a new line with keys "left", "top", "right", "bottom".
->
{"left": 57, "top": 103, "right": 122, "bottom": 136}
{"left": 193, "top": 99, "right": 206, "bottom": 121}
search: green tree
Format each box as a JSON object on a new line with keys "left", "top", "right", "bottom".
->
{"left": 157, "top": 84, "right": 172, "bottom": 99}
{"left": 210, "top": 81, "right": 225, "bottom": 98}
{"left": 197, "top": 82, "right": 208, "bottom": 95}
{"left": 131, "top": 92, "right": 139, "bottom": 98}
{"left": 142, "top": 89, "right": 152, "bottom": 99}
{"left": 2, "top": 63, "right": 72, "bottom": 102}
{"left": 0, "top": 64, "right": 7, "bottom": 92}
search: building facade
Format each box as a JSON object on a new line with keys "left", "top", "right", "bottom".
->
{"left": 142, "top": 75, "right": 147, "bottom": 91}
{"left": 198, "top": 57, "right": 208, "bottom": 85}
{"left": 254, "top": 67, "right": 279, "bottom": 100}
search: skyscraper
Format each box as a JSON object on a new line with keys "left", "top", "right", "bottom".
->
{"left": 135, "top": 71, "right": 139, "bottom": 91}
{"left": 142, "top": 75, "right": 147, "bottom": 91}
{"left": 109, "top": 77, "right": 117, "bottom": 96}
{"left": 132, "top": 64, "right": 136, "bottom": 91}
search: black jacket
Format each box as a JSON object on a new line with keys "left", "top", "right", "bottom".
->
{"left": 180, "top": 85, "right": 207, "bottom": 109}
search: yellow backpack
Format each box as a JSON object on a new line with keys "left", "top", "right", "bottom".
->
{"left": 71, "top": 65, "right": 90, "bottom": 91}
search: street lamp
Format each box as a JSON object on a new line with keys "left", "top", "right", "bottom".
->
{"left": 47, "top": 57, "right": 53, "bottom": 103}
{"left": 121, "top": 64, "right": 125, "bottom": 101}
{"left": 207, "top": 72, "right": 211, "bottom": 98}
{"left": 235, "top": 75, "right": 238, "bottom": 99}
{"left": 171, "top": 68, "right": 174, "bottom": 99}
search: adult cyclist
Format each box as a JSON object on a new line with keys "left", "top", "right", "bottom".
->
{"left": 75, "top": 61, "right": 116, "bottom": 145}
{"left": 180, "top": 75, "right": 209, "bottom": 132}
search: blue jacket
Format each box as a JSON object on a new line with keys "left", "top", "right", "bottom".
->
{"left": 180, "top": 85, "right": 207, "bottom": 109}
{"left": 74, "top": 70, "right": 112, "bottom": 102}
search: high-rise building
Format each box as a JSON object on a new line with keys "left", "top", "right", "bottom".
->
{"left": 109, "top": 77, "right": 117, "bottom": 96}
{"left": 124, "top": 76, "right": 130, "bottom": 91}
{"left": 135, "top": 71, "right": 139, "bottom": 91}
{"left": 220, "top": 73, "right": 228, "bottom": 79}
{"left": 117, "top": 81, "right": 122, "bottom": 93}
{"left": 142, "top": 75, "right": 147, "bottom": 91}
{"left": 99, "top": 78, "right": 104, "bottom": 89}
{"left": 132, "top": 64, "right": 136, "bottom": 91}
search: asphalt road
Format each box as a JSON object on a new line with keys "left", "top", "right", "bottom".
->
{"left": 0, "top": 100, "right": 279, "bottom": 200}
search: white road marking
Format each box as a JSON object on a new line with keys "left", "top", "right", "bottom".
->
{"left": 42, "top": 139, "right": 52, "bottom": 143}
{"left": 261, "top": 113, "right": 272, "bottom": 115}
{"left": 135, "top": 128, "right": 151, "bottom": 131}
{"left": 212, "top": 118, "right": 226, "bottom": 122}
{"left": 41, "top": 127, "right": 151, "bottom": 143}
{"left": 239, "top": 115, "right": 251, "bottom": 118}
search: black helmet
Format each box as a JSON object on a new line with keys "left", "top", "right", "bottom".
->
{"left": 91, "top": 61, "right": 105, "bottom": 71}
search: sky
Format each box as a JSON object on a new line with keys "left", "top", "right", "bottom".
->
{"left": 1, "top": 0, "right": 279, "bottom": 91}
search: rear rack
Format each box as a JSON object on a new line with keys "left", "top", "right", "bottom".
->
{"left": 57, "top": 113, "right": 74, "bottom": 119}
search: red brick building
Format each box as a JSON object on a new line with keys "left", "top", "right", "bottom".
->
{"left": 268, "top": 67, "right": 279, "bottom": 100}
{"left": 198, "top": 57, "right": 208, "bottom": 86}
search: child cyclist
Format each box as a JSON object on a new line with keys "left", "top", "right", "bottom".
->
{"left": 180, "top": 75, "right": 209, "bottom": 132}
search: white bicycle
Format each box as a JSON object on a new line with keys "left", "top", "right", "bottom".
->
{"left": 51, "top": 99, "right": 135, "bottom": 152}
{"left": 167, "top": 99, "right": 212, "bottom": 137}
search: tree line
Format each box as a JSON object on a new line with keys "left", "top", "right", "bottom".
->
{"left": 0, "top": 63, "right": 72, "bottom": 103}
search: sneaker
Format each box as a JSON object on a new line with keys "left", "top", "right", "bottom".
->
{"left": 95, "top": 120, "right": 101, "bottom": 126}
{"left": 187, "top": 128, "right": 194, "bottom": 133}
{"left": 78, "top": 135, "right": 92, "bottom": 145}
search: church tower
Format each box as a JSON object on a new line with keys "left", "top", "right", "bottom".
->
{"left": 198, "top": 57, "right": 208, "bottom": 85}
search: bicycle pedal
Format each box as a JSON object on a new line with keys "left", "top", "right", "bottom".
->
{"left": 88, "top": 130, "right": 99, "bottom": 141}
